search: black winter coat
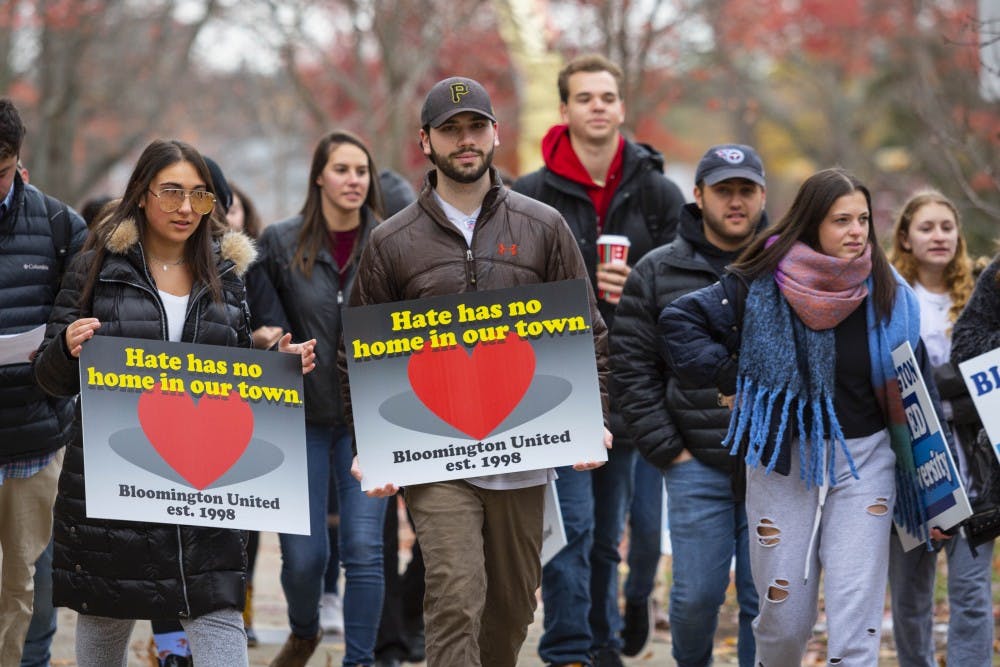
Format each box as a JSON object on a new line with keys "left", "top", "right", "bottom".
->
{"left": 513, "top": 140, "right": 684, "bottom": 446}
{"left": 952, "top": 255, "right": 1000, "bottom": 368}
{"left": 33, "top": 219, "right": 255, "bottom": 620}
{"left": 512, "top": 140, "right": 684, "bottom": 330}
{"left": 0, "top": 175, "right": 87, "bottom": 462}
{"left": 611, "top": 216, "right": 742, "bottom": 472}
{"left": 257, "top": 208, "right": 375, "bottom": 426}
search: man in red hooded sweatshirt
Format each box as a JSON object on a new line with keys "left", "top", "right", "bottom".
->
{"left": 513, "top": 55, "right": 684, "bottom": 667}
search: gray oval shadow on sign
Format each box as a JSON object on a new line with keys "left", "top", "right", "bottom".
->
{"left": 108, "top": 428, "right": 285, "bottom": 489}
{"left": 378, "top": 374, "right": 573, "bottom": 438}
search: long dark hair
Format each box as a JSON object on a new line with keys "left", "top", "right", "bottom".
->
{"left": 730, "top": 168, "right": 897, "bottom": 321}
{"left": 80, "top": 139, "right": 224, "bottom": 308}
{"left": 293, "top": 130, "right": 384, "bottom": 277}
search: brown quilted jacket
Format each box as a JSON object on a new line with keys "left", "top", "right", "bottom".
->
{"left": 340, "top": 168, "right": 609, "bottom": 447}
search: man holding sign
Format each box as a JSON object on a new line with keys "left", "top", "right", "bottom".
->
{"left": 341, "top": 76, "right": 610, "bottom": 667}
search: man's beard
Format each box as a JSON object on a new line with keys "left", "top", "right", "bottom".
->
{"left": 428, "top": 140, "right": 494, "bottom": 184}
{"left": 702, "top": 209, "right": 760, "bottom": 248}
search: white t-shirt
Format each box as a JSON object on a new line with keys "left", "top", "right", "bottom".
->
{"left": 433, "top": 190, "right": 480, "bottom": 247}
{"left": 913, "top": 281, "right": 971, "bottom": 486}
{"left": 158, "top": 290, "right": 191, "bottom": 343}
{"left": 913, "top": 282, "right": 952, "bottom": 367}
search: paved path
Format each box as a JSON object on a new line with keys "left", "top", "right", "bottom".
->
{"left": 49, "top": 530, "right": 919, "bottom": 666}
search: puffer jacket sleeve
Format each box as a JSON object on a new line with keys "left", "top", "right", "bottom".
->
{"left": 611, "top": 257, "right": 684, "bottom": 468}
{"left": 33, "top": 250, "right": 92, "bottom": 397}
{"left": 547, "top": 216, "right": 610, "bottom": 428}
{"left": 952, "top": 256, "right": 1000, "bottom": 366}
{"left": 660, "top": 275, "right": 742, "bottom": 396}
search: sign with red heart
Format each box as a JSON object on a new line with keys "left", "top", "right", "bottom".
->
{"left": 78, "top": 336, "right": 311, "bottom": 534}
{"left": 343, "top": 280, "right": 607, "bottom": 490}
{"left": 137, "top": 383, "right": 254, "bottom": 490}
{"left": 407, "top": 331, "right": 536, "bottom": 441}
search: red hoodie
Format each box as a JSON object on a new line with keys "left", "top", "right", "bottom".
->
{"left": 541, "top": 124, "right": 624, "bottom": 235}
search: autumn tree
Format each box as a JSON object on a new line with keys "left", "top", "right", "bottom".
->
{"left": 257, "top": 0, "right": 516, "bottom": 180}
{"left": 1, "top": 0, "right": 222, "bottom": 204}
{"left": 697, "top": 0, "right": 998, "bottom": 248}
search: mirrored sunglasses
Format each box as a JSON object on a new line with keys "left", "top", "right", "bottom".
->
{"left": 148, "top": 188, "right": 216, "bottom": 215}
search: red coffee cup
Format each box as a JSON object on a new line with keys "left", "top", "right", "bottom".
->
{"left": 596, "top": 234, "right": 631, "bottom": 300}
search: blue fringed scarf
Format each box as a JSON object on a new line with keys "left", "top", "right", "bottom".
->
{"left": 724, "top": 241, "right": 928, "bottom": 541}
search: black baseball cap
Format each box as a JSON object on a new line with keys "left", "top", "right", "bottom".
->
{"left": 695, "top": 144, "right": 766, "bottom": 187}
{"left": 421, "top": 77, "right": 496, "bottom": 129}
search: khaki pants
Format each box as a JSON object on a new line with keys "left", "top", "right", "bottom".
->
{"left": 406, "top": 480, "right": 544, "bottom": 667}
{"left": 0, "top": 449, "right": 63, "bottom": 666}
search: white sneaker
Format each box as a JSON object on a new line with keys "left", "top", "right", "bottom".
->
{"left": 320, "top": 592, "right": 344, "bottom": 635}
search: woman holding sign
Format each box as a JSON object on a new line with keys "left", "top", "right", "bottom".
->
{"left": 659, "top": 168, "right": 939, "bottom": 666}
{"left": 33, "top": 139, "right": 315, "bottom": 667}
{"left": 887, "top": 191, "right": 993, "bottom": 666}
{"left": 256, "top": 130, "right": 387, "bottom": 667}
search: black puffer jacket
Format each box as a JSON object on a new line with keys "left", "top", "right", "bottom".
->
{"left": 513, "top": 139, "right": 684, "bottom": 447}
{"left": 33, "top": 218, "right": 255, "bottom": 620}
{"left": 952, "top": 255, "right": 1000, "bottom": 367}
{"left": 611, "top": 204, "right": 764, "bottom": 471}
{"left": 512, "top": 139, "right": 684, "bottom": 330}
{"left": 257, "top": 207, "right": 376, "bottom": 425}
{"left": 0, "top": 174, "right": 86, "bottom": 462}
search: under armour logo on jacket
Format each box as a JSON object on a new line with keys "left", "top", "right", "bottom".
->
{"left": 498, "top": 244, "right": 518, "bottom": 256}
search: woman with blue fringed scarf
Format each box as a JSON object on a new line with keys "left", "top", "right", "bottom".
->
{"left": 658, "top": 168, "right": 944, "bottom": 666}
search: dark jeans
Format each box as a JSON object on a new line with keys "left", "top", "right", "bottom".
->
{"left": 20, "top": 541, "right": 55, "bottom": 667}
{"left": 664, "top": 457, "right": 756, "bottom": 667}
{"left": 539, "top": 445, "right": 636, "bottom": 664}
{"left": 279, "top": 423, "right": 387, "bottom": 666}
{"left": 624, "top": 455, "right": 663, "bottom": 602}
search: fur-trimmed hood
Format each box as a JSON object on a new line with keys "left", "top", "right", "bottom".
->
{"left": 106, "top": 217, "right": 257, "bottom": 277}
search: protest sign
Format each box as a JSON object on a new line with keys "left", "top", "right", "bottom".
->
{"left": 893, "top": 342, "right": 972, "bottom": 551}
{"left": 79, "top": 336, "right": 309, "bottom": 533}
{"left": 343, "top": 279, "right": 607, "bottom": 490}
{"left": 959, "top": 346, "right": 1000, "bottom": 464}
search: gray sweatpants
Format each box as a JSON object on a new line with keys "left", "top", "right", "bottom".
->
{"left": 74, "top": 607, "right": 247, "bottom": 667}
{"left": 746, "top": 430, "right": 896, "bottom": 666}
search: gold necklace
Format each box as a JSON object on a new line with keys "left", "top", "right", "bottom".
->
{"left": 146, "top": 252, "right": 186, "bottom": 272}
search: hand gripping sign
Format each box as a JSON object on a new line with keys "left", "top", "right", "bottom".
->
{"left": 343, "top": 279, "right": 607, "bottom": 491}
{"left": 79, "top": 337, "right": 310, "bottom": 534}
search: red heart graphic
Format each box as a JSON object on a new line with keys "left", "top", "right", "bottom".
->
{"left": 407, "top": 331, "right": 535, "bottom": 440}
{"left": 137, "top": 383, "right": 254, "bottom": 490}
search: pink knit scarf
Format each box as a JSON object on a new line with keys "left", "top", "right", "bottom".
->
{"left": 774, "top": 240, "right": 872, "bottom": 330}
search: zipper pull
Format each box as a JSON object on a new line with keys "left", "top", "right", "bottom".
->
{"left": 466, "top": 248, "right": 476, "bottom": 285}
{"left": 337, "top": 289, "right": 344, "bottom": 305}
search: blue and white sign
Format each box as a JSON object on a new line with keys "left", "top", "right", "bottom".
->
{"left": 894, "top": 342, "right": 972, "bottom": 551}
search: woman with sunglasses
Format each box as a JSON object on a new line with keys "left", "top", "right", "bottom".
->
{"left": 257, "top": 130, "right": 387, "bottom": 667}
{"left": 32, "top": 139, "right": 315, "bottom": 667}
